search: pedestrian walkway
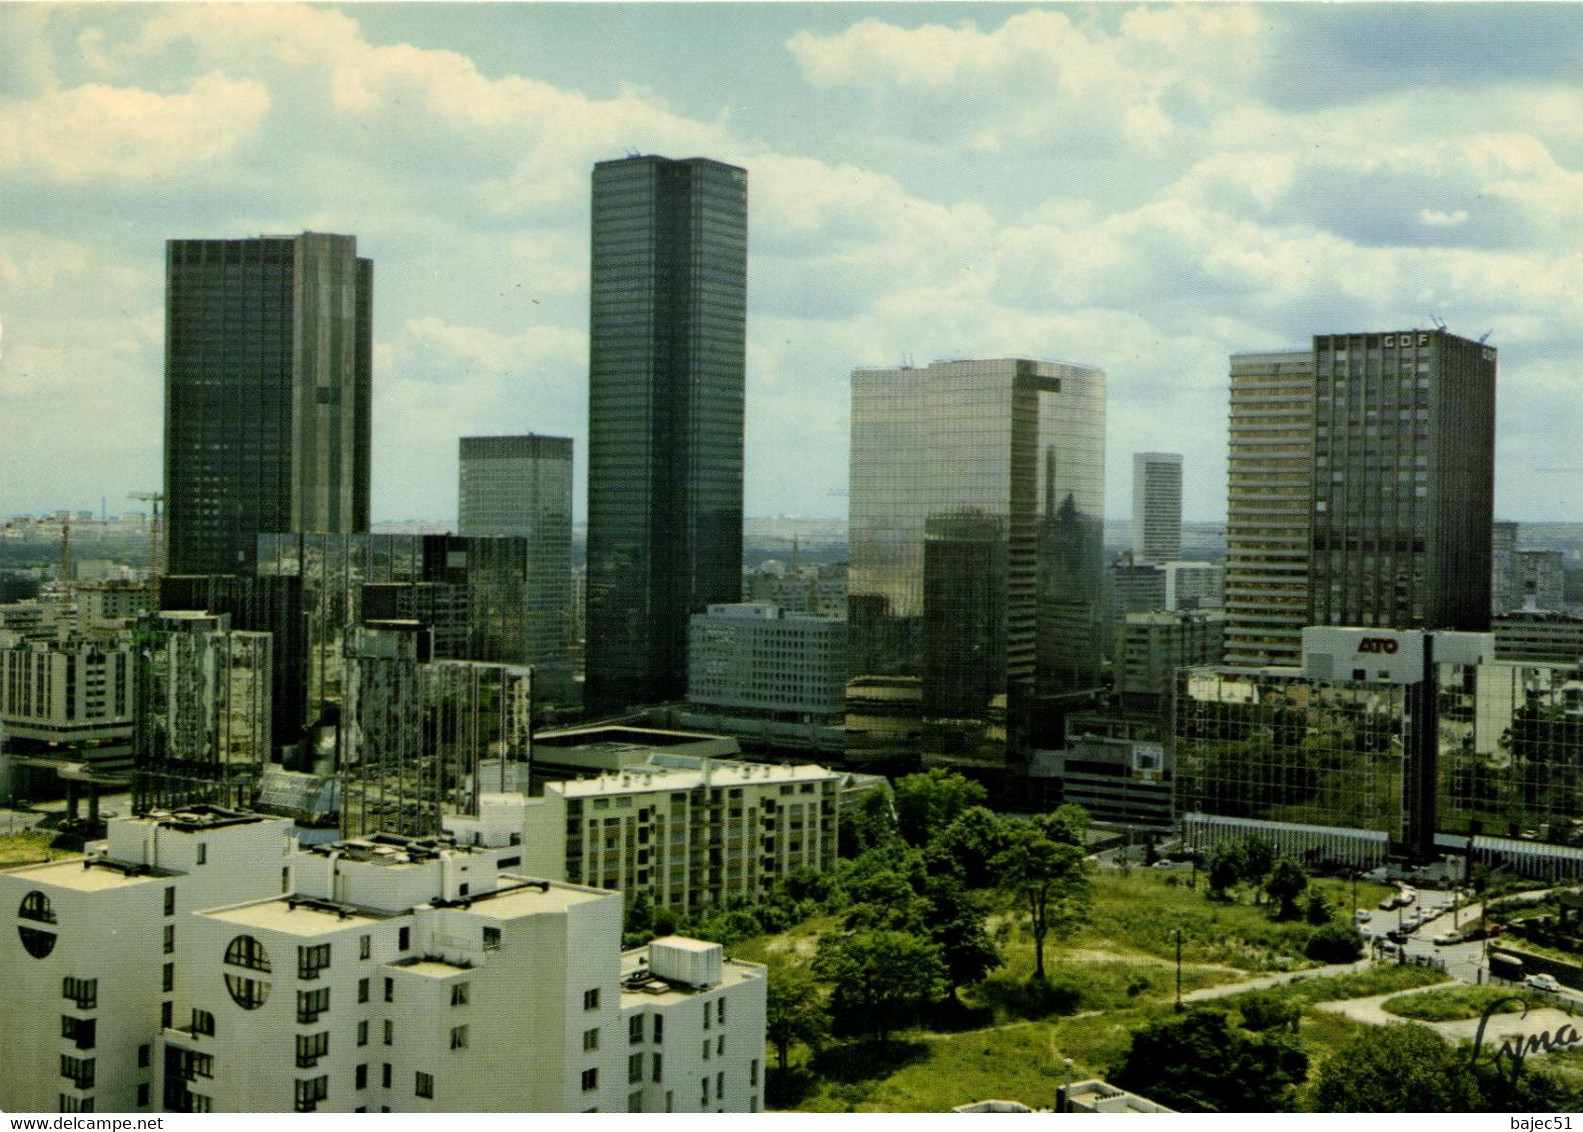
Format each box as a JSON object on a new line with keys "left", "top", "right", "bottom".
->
{"left": 1182, "top": 958, "right": 1376, "bottom": 1003}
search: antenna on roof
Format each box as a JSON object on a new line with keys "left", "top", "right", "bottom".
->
{"left": 1430, "top": 315, "right": 1447, "bottom": 332}
{"left": 1478, "top": 330, "right": 1492, "bottom": 344}
{"left": 626, "top": 148, "right": 640, "bottom": 158}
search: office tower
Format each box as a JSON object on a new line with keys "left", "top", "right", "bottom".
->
{"left": 132, "top": 611, "right": 272, "bottom": 814}
{"left": 458, "top": 435, "right": 574, "bottom": 702}
{"left": 164, "top": 233, "right": 372, "bottom": 578}
{"left": 1516, "top": 548, "right": 1565, "bottom": 611}
{"left": 1491, "top": 520, "right": 1519, "bottom": 615}
{"left": 847, "top": 358, "right": 1106, "bottom": 759}
{"left": 1223, "top": 350, "right": 1314, "bottom": 666}
{"left": 1308, "top": 330, "right": 1496, "bottom": 633}
{"left": 1224, "top": 329, "right": 1497, "bottom": 665}
{"left": 340, "top": 621, "right": 533, "bottom": 839}
{"left": 585, "top": 156, "right": 748, "bottom": 714}
{"left": 1131, "top": 453, "right": 1183, "bottom": 561}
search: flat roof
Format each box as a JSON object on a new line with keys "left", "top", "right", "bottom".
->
{"left": 1, "top": 857, "right": 171, "bottom": 892}
{"left": 618, "top": 949, "right": 764, "bottom": 1005}
{"left": 553, "top": 761, "right": 834, "bottom": 798}
{"left": 471, "top": 877, "right": 612, "bottom": 918}
{"left": 202, "top": 898, "right": 384, "bottom": 936}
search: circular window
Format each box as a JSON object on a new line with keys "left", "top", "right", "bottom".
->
{"left": 224, "top": 973, "right": 270, "bottom": 1010}
{"left": 18, "top": 925, "right": 56, "bottom": 959}
{"left": 224, "top": 934, "right": 271, "bottom": 972}
{"left": 19, "top": 891, "right": 56, "bottom": 924}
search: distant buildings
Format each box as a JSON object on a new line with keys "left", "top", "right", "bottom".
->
{"left": 586, "top": 156, "right": 748, "bottom": 716}
{"left": 688, "top": 603, "right": 847, "bottom": 726}
{"left": 1114, "top": 610, "right": 1224, "bottom": 713}
{"left": 457, "top": 435, "right": 574, "bottom": 701}
{"left": 1131, "top": 453, "right": 1182, "bottom": 562}
{"left": 164, "top": 234, "right": 372, "bottom": 577}
{"left": 1224, "top": 330, "right": 1497, "bottom": 666}
{"left": 846, "top": 358, "right": 1106, "bottom": 762}
{"left": 1492, "top": 521, "right": 1520, "bottom": 615}
{"left": 1517, "top": 548, "right": 1565, "bottom": 611}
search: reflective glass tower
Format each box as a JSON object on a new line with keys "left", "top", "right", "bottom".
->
{"left": 458, "top": 434, "right": 574, "bottom": 702}
{"left": 164, "top": 233, "right": 372, "bottom": 577}
{"left": 585, "top": 156, "right": 748, "bottom": 714}
{"left": 847, "top": 359, "right": 1106, "bottom": 761}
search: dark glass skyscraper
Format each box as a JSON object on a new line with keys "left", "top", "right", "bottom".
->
{"left": 585, "top": 156, "right": 748, "bottom": 714}
{"left": 459, "top": 434, "right": 574, "bottom": 703}
{"left": 164, "top": 232, "right": 372, "bottom": 577}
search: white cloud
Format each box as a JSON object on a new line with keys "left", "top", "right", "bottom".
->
{"left": 0, "top": 71, "right": 268, "bottom": 182}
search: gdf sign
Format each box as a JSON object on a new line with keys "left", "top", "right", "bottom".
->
{"left": 1356, "top": 637, "right": 1400, "bottom": 655}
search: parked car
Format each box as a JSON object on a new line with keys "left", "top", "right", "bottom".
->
{"left": 1379, "top": 940, "right": 1402, "bottom": 956}
{"left": 1525, "top": 973, "right": 1562, "bottom": 993}
{"left": 1431, "top": 933, "right": 1460, "bottom": 946}
{"left": 1354, "top": 909, "right": 1373, "bottom": 923}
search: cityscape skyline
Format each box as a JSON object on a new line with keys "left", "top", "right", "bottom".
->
{"left": 5, "top": 4, "right": 1583, "bottom": 526}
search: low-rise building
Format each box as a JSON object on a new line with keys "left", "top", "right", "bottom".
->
{"left": 0, "top": 807, "right": 293, "bottom": 1114}
{"left": 1114, "top": 610, "right": 1224, "bottom": 713}
{"left": 521, "top": 760, "right": 840, "bottom": 912}
{"left": 164, "top": 836, "right": 764, "bottom": 1113}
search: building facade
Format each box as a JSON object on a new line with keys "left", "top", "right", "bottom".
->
{"left": 1114, "top": 610, "right": 1225, "bottom": 713}
{"left": 688, "top": 604, "right": 847, "bottom": 725}
{"left": 585, "top": 156, "right": 748, "bottom": 715}
{"left": 1492, "top": 521, "right": 1520, "bottom": 616}
{"left": 1517, "top": 548, "right": 1565, "bottom": 612}
{"left": 1225, "top": 330, "right": 1497, "bottom": 665}
{"left": 521, "top": 760, "right": 840, "bottom": 912}
{"left": 133, "top": 612, "right": 272, "bottom": 813}
{"left": 0, "top": 808, "right": 293, "bottom": 1115}
{"left": 847, "top": 358, "right": 1106, "bottom": 760}
{"left": 165, "top": 838, "right": 765, "bottom": 1113}
{"left": 1131, "top": 452, "right": 1183, "bottom": 562}
{"left": 1222, "top": 350, "right": 1314, "bottom": 666}
{"left": 457, "top": 435, "right": 574, "bottom": 701}
{"left": 164, "top": 234, "right": 372, "bottom": 578}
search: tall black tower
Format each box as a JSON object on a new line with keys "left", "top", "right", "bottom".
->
{"left": 164, "top": 232, "right": 372, "bottom": 577}
{"left": 585, "top": 156, "right": 748, "bottom": 714}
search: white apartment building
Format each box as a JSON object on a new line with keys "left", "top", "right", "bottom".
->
{"left": 0, "top": 631, "right": 134, "bottom": 745}
{"left": 688, "top": 603, "right": 847, "bottom": 724}
{"left": 519, "top": 760, "right": 840, "bottom": 912}
{"left": 0, "top": 807, "right": 294, "bottom": 1114}
{"left": 165, "top": 836, "right": 764, "bottom": 1113}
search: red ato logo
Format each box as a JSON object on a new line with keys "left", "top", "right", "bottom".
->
{"left": 1357, "top": 637, "right": 1400, "bottom": 654}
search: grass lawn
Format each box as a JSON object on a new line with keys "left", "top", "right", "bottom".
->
{"left": 1381, "top": 984, "right": 1538, "bottom": 1022}
{"left": 738, "top": 868, "right": 1419, "bottom": 1112}
{"left": 0, "top": 831, "right": 64, "bottom": 865}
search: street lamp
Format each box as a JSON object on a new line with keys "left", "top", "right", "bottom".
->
{"left": 1174, "top": 929, "right": 1183, "bottom": 1011}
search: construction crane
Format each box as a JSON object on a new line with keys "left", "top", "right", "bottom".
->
{"left": 129, "top": 491, "right": 164, "bottom": 605}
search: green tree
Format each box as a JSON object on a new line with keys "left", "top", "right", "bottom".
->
{"left": 893, "top": 769, "right": 988, "bottom": 847}
{"left": 842, "top": 867, "right": 930, "bottom": 934}
{"left": 925, "top": 874, "right": 1002, "bottom": 1002}
{"left": 1314, "top": 1023, "right": 1481, "bottom": 1111}
{"left": 1243, "top": 836, "right": 1276, "bottom": 901}
{"left": 766, "top": 965, "right": 830, "bottom": 1071}
{"left": 1306, "top": 919, "right": 1364, "bottom": 963}
{"left": 1207, "top": 840, "right": 1245, "bottom": 899}
{"left": 927, "top": 805, "right": 1010, "bottom": 888}
{"left": 1304, "top": 888, "right": 1335, "bottom": 926}
{"left": 813, "top": 929, "right": 945, "bottom": 1043}
{"left": 1112, "top": 1008, "right": 1308, "bottom": 1112}
{"left": 1237, "top": 991, "right": 1300, "bottom": 1033}
{"left": 1035, "top": 803, "right": 1092, "bottom": 848}
{"left": 993, "top": 824, "right": 1089, "bottom": 980}
{"left": 839, "top": 788, "right": 901, "bottom": 857}
{"left": 1264, "top": 857, "right": 1308, "bottom": 920}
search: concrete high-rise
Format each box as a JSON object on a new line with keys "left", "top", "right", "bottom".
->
{"left": 164, "top": 233, "right": 372, "bottom": 577}
{"left": 1491, "top": 520, "right": 1519, "bottom": 615}
{"left": 847, "top": 358, "right": 1106, "bottom": 760}
{"left": 1224, "top": 329, "right": 1496, "bottom": 665}
{"left": 1223, "top": 350, "right": 1315, "bottom": 666}
{"left": 585, "top": 156, "right": 747, "bottom": 714}
{"left": 1131, "top": 453, "right": 1182, "bottom": 562}
{"left": 458, "top": 435, "right": 574, "bottom": 701}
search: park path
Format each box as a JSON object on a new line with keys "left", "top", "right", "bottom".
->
{"left": 1312, "top": 987, "right": 1580, "bottom": 1047}
{"left": 1181, "top": 958, "right": 1377, "bottom": 1003}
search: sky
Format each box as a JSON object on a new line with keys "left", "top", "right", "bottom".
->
{"left": 3, "top": 3, "right": 1583, "bottom": 526}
